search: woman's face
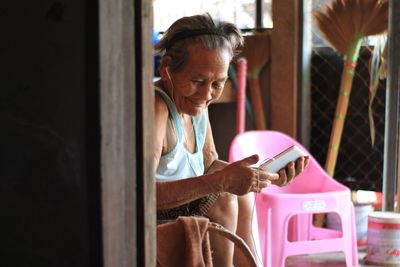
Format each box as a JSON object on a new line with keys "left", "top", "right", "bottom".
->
{"left": 164, "top": 44, "right": 231, "bottom": 116}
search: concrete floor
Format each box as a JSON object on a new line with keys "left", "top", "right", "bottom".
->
{"left": 284, "top": 250, "right": 387, "bottom": 267}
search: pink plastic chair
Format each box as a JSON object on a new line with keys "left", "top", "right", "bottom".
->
{"left": 229, "top": 130, "right": 359, "bottom": 267}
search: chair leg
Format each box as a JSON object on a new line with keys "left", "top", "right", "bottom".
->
{"left": 271, "top": 215, "right": 290, "bottom": 267}
{"left": 264, "top": 209, "right": 359, "bottom": 267}
{"left": 344, "top": 204, "right": 360, "bottom": 267}
{"left": 261, "top": 210, "right": 286, "bottom": 267}
{"left": 288, "top": 213, "right": 313, "bottom": 242}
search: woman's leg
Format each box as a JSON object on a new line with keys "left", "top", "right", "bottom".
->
{"left": 206, "top": 192, "right": 238, "bottom": 267}
{"left": 234, "top": 193, "right": 262, "bottom": 266}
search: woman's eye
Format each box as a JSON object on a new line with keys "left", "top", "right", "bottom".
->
{"left": 192, "top": 80, "right": 203, "bottom": 85}
{"left": 213, "top": 83, "right": 224, "bottom": 90}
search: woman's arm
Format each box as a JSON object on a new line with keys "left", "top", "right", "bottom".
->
{"left": 202, "top": 109, "right": 229, "bottom": 173}
{"left": 206, "top": 159, "right": 228, "bottom": 174}
{"left": 154, "top": 97, "right": 223, "bottom": 210}
{"left": 153, "top": 93, "right": 168, "bottom": 174}
{"left": 154, "top": 103, "right": 266, "bottom": 210}
{"left": 157, "top": 173, "right": 223, "bottom": 210}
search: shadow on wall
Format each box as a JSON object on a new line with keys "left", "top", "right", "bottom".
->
{"left": 0, "top": 113, "right": 86, "bottom": 266}
{"left": 0, "top": 0, "right": 96, "bottom": 266}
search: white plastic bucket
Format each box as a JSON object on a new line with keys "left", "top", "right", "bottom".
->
{"left": 366, "top": 211, "right": 400, "bottom": 266}
{"left": 355, "top": 203, "right": 374, "bottom": 248}
{"left": 325, "top": 203, "right": 373, "bottom": 248}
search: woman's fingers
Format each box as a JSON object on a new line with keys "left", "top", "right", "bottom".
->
{"left": 251, "top": 179, "right": 271, "bottom": 193}
{"left": 250, "top": 168, "right": 277, "bottom": 193}
{"left": 247, "top": 168, "right": 279, "bottom": 192}
{"left": 275, "top": 169, "right": 287, "bottom": 186}
{"left": 258, "top": 170, "right": 279, "bottom": 181}
{"left": 304, "top": 156, "right": 310, "bottom": 168}
{"left": 295, "top": 157, "right": 305, "bottom": 175}
{"left": 268, "top": 156, "right": 310, "bottom": 187}
{"left": 287, "top": 161, "right": 296, "bottom": 180}
{"left": 224, "top": 154, "right": 308, "bottom": 194}
{"left": 238, "top": 154, "right": 259, "bottom": 167}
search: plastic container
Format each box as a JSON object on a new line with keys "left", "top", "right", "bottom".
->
{"left": 366, "top": 211, "right": 400, "bottom": 266}
{"left": 326, "top": 202, "right": 373, "bottom": 248}
{"left": 355, "top": 203, "right": 374, "bottom": 248}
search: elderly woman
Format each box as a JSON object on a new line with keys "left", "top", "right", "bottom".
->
{"left": 154, "top": 13, "right": 308, "bottom": 266}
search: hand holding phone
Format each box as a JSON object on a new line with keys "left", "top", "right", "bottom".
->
{"left": 258, "top": 145, "right": 308, "bottom": 173}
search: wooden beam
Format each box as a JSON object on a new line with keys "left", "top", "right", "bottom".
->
{"left": 100, "top": 0, "right": 155, "bottom": 265}
{"left": 138, "top": 0, "right": 157, "bottom": 266}
{"left": 99, "top": 0, "right": 139, "bottom": 265}
{"left": 270, "top": 0, "right": 300, "bottom": 137}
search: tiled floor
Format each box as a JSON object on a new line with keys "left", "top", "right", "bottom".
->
{"left": 284, "top": 250, "right": 385, "bottom": 267}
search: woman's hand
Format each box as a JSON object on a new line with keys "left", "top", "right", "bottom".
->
{"left": 273, "top": 156, "right": 310, "bottom": 186}
{"left": 218, "top": 155, "right": 279, "bottom": 195}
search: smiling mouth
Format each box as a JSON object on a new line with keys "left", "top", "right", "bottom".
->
{"left": 187, "top": 98, "right": 205, "bottom": 107}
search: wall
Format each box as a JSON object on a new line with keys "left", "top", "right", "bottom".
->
{"left": 209, "top": 63, "right": 271, "bottom": 161}
{"left": 0, "top": 1, "right": 101, "bottom": 266}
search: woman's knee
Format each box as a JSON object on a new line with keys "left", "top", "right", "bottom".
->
{"left": 207, "top": 193, "right": 239, "bottom": 228}
{"left": 237, "top": 193, "right": 255, "bottom": 221}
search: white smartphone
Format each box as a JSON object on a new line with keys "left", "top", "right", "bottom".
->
{"left": 258, "top": 145, "right": 307, "bottom": 173}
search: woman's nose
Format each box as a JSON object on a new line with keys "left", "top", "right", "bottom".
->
{"left": 199, "top": 84, "right": 214, "bottom": 100}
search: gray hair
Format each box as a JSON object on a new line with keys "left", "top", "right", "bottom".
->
{"left": 154, "top": 13, "right": 244, "bottom": 73}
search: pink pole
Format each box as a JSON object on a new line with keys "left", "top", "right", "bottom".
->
{"left": 236, "top": 57, "right": 247, "bottom": 134}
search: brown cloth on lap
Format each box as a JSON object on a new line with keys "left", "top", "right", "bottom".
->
{"left": 157, "top": 216, "right": 213, "bottom": 267}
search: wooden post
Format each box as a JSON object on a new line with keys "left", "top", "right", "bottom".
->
{"left": 139, "top": 0, "right": 157, "bottom": 265}
{"left": 99, "top": 0, "right": 155, "bottom": 266}
{"left": 270, "top": 0, "right": 300, "bottom": 137}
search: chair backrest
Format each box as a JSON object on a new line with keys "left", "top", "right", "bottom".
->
{"left": 229, "top": 130, "right": 347, "bottom": 194}
{"left": 229, "top": 130, "right": 304, "bottom": 162}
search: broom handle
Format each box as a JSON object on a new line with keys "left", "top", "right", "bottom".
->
{"left": 324, "top": 60, "right": 357, "bottom": 176}
{"left": 324, "top": 40, "right": 362, "bottom": 177}
{"left": 236, "top": 58, "right": 248, "bottom": 134}
{"left": 315, "top": 41, "right": 362, "bottom": 228}
{"left": 316, "top": 60, "right": 358, "bottom": 228}
{"left": 249, "top": 78, "right": 266, "bottom": 130}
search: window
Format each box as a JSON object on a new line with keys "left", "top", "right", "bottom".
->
{"left": 153, "top": 0, "right": 272, "bottom": 33}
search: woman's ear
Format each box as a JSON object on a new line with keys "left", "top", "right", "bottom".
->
{"left": 159, "top": 56, "right": 172, "bottom": 80}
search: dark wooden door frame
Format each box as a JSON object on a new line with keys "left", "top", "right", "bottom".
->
{"left": 99, "top": 0, "right": 155, "bottom": 266}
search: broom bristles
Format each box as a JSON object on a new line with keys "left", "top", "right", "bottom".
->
{"left": 313, "top": 0, "right": 388, "bottom": 55}
{"left": 240, "top": 32, "right": 271, "bottom": 72}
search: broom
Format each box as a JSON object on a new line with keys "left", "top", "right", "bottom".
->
{"left": 239, "top": 32, "right": 271, "bottom": 130}
{"left": 236, "top": 57, "right": 248, "bottom": 134}
{"left": 313, "top": 0, "right": 388, "bottom": 177}
{"left": 313, "top": 0, "right": 388, "bottom": 228}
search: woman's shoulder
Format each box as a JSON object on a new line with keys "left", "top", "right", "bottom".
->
{"left": 155, "top": 92, "right": 169, "bottom": 117}
{"left": 154, "top": 86, "right": 177, "bottom": 121}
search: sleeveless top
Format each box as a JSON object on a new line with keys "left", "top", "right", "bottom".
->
{"left": 155, "top": 88, "right": 207, "bottom": 181}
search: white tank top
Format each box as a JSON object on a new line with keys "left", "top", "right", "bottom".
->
{"left": 155, "top": 88, "right": 207, "bottom": 180}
